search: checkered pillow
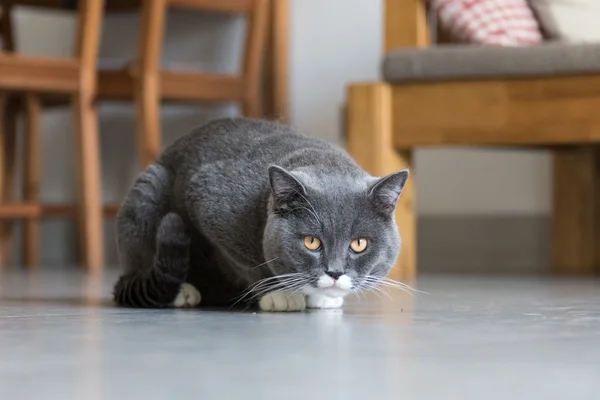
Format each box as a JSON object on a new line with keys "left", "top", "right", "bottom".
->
{"left": 431, "top": 0, "right": 543, "bottom": 46}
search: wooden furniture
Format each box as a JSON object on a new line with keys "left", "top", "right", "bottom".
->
{"left": 0, "top": 0, "right": 105, "bottom": 270}
{"left": 97, "top": 0, "right": 276, "bottom": 168}
{"left": 7, "top": 0, "right": 289, "bottom": 123}
{"left": 0, "top": 0, "right": 288, "bottom": 269}
{"left": 347, "top": 0, "right": 600, "bottom": 280}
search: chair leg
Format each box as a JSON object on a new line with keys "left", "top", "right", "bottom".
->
{"left": 22, "top": 94, "right": 41, "bottom": 269}
{"left": 242, "top": 0, "right": 269, "bottom": 117}
{"left": 135, "top": 80, "right": 162, "bottom": 168}
{"left": 264, "top": 0, "right": 289, "bottom": 121}
{"left": 72, "top": 0, "right": 104, "bottom": 270}
{"left": 135, "top": 0, "right": 166, "bottom": 169}
{"left": 0, "top": 0, "right": 17, "bottom": 267}
{"left": 347, "top": 83, "right": 416, "bottom": 281}
{"left": 72, "top": 92, "right": 103, "bottom": 271}
{"left": 551, "top": 147, "right": 600, "bottom": 275}
{"left": 0, "top": 97, "right": 19, "bottom": 267}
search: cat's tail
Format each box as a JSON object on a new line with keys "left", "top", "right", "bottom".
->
{"left": 113, "top": 212, "right": 191, "bottom": 308}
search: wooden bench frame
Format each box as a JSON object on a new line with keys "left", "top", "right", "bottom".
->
{"left": 347, "top": 0, "right": 600, "bottom": 280}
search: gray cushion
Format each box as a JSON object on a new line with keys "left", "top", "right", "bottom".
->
{"left": 383, "top": 42, "right": 600, "bottom": 83}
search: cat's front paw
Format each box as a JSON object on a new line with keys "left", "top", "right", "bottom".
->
{"left": 172, "top": 283, "right": 202, "bottom": 308}
{"left": 259, "top": 291, "right": 306, "bottom": 312}
{"left": 307, "top": 295, "right": 344, "bottom": 309}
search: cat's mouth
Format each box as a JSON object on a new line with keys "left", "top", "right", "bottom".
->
{"left": 302, "top": 273, "right": 353, "bottom": 298}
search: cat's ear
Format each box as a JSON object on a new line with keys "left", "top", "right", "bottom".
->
{"left": 268, "top": 165, "right": 307, "bottom": 209}
{"left": 368, "top": 169, "right": 409, "bottom": 214}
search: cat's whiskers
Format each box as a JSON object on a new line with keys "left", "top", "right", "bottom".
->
{"left": 283, "top": 206, "right": 320, "bottom": 225}
{"left": 248, "top": 276, "right": 309, "bottom": 302}
{"left": 240, "top": 276, "right": 293, "bottom": 300}
{"left": 250, "top": 278, "right": 301, "bottom": 298}
{"left": 358, "top": 280, "right": 393, "bottom": 300}
{"left": 356, "top": 275, "right": 426, "bottom": 299}
{"left": 231, "top": 273, "right": 303, "bottom": 306}
{"left": 378, "top": 277, "right": 428, "bottom": 295}
{"left": 352, "top": 288, "right": 367, "bottom": 303}
{"left": 231, "top": 273, "right": 310, "bottom": 307}
{"left": 247, "top": 272, "right": 302, "bottom": 290}
{"left": 361, "top": 277, "right": 399, "bottom": 298}
{"left": 250, "top": 257, "right": 280, "bottom": 270}
{"left": 358, "top": 283, "right": 384, "bottom": 301}
{"left": 292, "top": 189, "right": 321, "bottom": 224}
{"left": 286, "top": 282, "right": 310, "bottom": 299}
{"left": 254, "top": 273, "right": 310, "bottom": 296}
{"left": 260, "top": 282, "right": 307, "bottom": 302}
{"left": 241, "top": 275, "right": 296, "bottom": 298}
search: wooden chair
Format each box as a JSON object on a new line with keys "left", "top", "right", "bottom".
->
{"left": 97, "top": 0, "right": 278, "bottom": 168}
{"left": 0, "top": 0, "right": 105, "bottom": 270}
{"left": 347, "top": 0, "right": 600, "bottom": 281}
{"left": 0, "top": 0, "right": 287, "bottom": 268}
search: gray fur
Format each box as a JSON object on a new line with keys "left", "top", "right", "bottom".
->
{"left": 113, "top": 118, "right": 408, "bottom": 308}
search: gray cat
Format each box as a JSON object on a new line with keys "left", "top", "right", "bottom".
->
{"left": 113, "top": 118, "right": 409, "bottom": 312}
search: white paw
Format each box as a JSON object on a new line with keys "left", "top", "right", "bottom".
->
{"left": 307, "top": 295, "right": 344, "bottom": 309}
{"left": 172, "top": 283, "right": 201, "bottom": 308}
{"left": 259, "top": 291, "right": 306, "bottom": 312}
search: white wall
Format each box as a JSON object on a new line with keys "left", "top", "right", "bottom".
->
{"left": 11, "top": 1, "right": 550, "bottom": 263}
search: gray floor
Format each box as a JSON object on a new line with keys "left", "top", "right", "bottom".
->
{"left": 1, "top": 269, "right": 599, "bottom": 400}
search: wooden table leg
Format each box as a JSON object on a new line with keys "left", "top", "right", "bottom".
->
{"left": 347, "top": 83, "right": 416, "bottom": 281}
{"left": 552, "top": 147, "right": 600, "bottom": 275}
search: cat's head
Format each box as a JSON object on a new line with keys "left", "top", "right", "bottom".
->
{"left": 262, "top": 165, "right": 409, "bottom": 299}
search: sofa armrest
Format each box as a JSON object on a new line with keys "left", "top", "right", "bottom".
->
{"left": 385, "top": 0, "right": 431, "bottom": 50}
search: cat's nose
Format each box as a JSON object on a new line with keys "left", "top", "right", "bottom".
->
{"left": 325, "top": 271, "right": 343, "bottom": 280}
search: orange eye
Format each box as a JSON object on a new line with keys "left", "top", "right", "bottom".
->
{"left": 304, "top": 236, "right": 322, "bottom": 251}
{"left": 350, "top": 238, "right": 368, "bottom": 253}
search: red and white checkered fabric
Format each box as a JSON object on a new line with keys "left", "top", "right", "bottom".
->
{"left": 431, "top": 0, "right": 543, "bottom": 46}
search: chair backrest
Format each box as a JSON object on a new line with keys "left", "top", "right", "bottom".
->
{"left": 384, "top": 0, "right": 431, "bottom": 51}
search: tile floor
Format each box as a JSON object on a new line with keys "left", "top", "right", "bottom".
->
{"left": 1, "top": 268, "right": 599, "bottom": 400}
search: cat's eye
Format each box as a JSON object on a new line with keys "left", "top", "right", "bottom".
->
{"left": 304, "top": 236, "right": 322, "bottom": 251}
{"left": 350, "top": 238, "right": 368, "bottom": 253}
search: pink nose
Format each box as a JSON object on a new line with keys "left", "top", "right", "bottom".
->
{"left": 325, "top": 271, "right": 343, "bottom": 280}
